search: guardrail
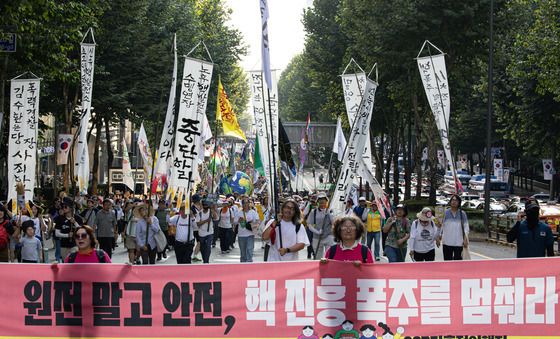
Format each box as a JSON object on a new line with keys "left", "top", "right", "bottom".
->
{"left": 487, "top": 215, "right": 560, "bottom": 255}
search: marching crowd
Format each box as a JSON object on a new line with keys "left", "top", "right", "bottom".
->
{"left": 0, "top": 189, "right": 554, "bottom": 264}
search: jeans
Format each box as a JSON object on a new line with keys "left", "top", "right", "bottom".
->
{"left": 199, "top": 235, "right": 213, "bottom": 263}
{"left": 238, "top": 236, "right": 255, "bottom": 262}
{"left": 55, "top": 239, "right": 62, "bottom": 263}
{"left": 219, "top": 227, "right": 234, "bottom": 252}
{"left": 174, "top": 240, "right": 194, "bottom": 264}
{"left": 385, "top": 245, "right": 406, "bottom": 263}
{"left": 443, "top": 245, "right": 463, "bottom": 260}
{"left": 366, "top": 231, "right": 381, "bottom": 259}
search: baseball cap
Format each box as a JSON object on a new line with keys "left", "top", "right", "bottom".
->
{"left": 359, "top": 197, "right": 366, "bottom": 202}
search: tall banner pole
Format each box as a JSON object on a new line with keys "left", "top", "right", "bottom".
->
{"left": 171, "top": 43, "right": 213, "bottom": 214}
{"left": 75, "top": 28, "right": 96, "bottom": 195}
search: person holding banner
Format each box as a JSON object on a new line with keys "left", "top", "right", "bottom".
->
{"left": 134, "top": 204, "right": 160, "bottom": 265}
{"left": 323, "top": 215, "right": 373, "bottom": 265}
{"left": 382, "top": 204, "right": 410, "bottom": 263}
{"left": 195, "top": 200, "right": 219, "bottom": 264}
{"left": 169, "top": 206, "right": 195, "bottom": 264}
{"left": 64, "top": 225, "right": 111, "bottom": 263}
{"left": 53, "top": 200, "right": 83, "bottom": 262}
{"left": 438, "top": 194, "right": 469, "bottom": 261}
{"left": 306, "top": 193, "right": 333, "bottom": 259}
{"left": 262, "top": 199, "right": 310, "bottom": 262}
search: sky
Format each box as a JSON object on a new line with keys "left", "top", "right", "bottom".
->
{"left": 224, "top": 0, "right": 313, "bottom": 74}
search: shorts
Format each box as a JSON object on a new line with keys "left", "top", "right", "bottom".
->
{"left": 125, "top": 236, "right": 137, "bottom": 250}
{"left": 193, "top": 231, "right": 200, "bottom": 242}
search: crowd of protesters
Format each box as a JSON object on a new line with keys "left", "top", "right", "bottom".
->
{"left": 0, "top": 187, "right": 554, "bottom": 264}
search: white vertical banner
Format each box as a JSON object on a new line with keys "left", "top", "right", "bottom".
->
{"left": 332, "top": 117, "right": 347, "bottom": 162}
{"left": 8, "top": 78, "right": 40, "bottom": 204}
{"left": 249, "top": 71, "right": 278, "bottom": 207}
{"left": 417, "top": 43, "right": 460, "bottom": 190}
{"left": 171, "top": 57, "right": 213, "bottom": 207}
{"left": 331, "top": 77, "right": 377, "bottom": 215}
{"left": 56, "top": 134, "right": 73, "bottom": 165}
{"left": 493, "top": 158, "right": 503, "bottom": 181}
{"left": 155, "top": 34, "right": 178, "bottom": 181}
{"left": 341, "top": 73, "right": 374, "bottom": 170}
{"left": 75, "top": 36, "right": 96, "bottom": 193}
{"left": 259, "top": 0, "right": 272, "bottom": 90}
{"left": 137, "top": 123, "right": 153, "bottom": 188}
{"left": 122, "top": 137, "right": 135, "bottom": 191}
{"left": 543, "top": 159, "right": 554, "bottom": 181}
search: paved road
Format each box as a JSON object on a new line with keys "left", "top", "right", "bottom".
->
{"left": 46, "top": 232, "right": 515, "bottom": 265}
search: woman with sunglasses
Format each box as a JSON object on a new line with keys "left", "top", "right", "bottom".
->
{"left": 64, "top": 225, "right": 111, "bottom": 263}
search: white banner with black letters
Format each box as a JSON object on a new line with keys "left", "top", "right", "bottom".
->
{"left": 417, "top": 51, "right": 460, "bottom": 190}
{"left": 8, "top": 78, "right": 40, "bottom": 203}
{"left": 331, "top": 77, "right": 377, "bottom": 215}
{"left": 341, "top": 73, "right": 375, "bottom": 172}
{"left": 75, "top": 42, "right": 95, "bottom": 193}
{"left": 171, "top": 57, "right": 213, "bottom": 201}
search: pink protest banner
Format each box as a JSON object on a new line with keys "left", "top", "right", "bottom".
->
{"left": 0, "top": 258, "right": 559, "bottom": 338}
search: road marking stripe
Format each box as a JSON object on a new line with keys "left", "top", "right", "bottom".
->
{"left": 469, "top": 250, "right": 494, "bottom": 260}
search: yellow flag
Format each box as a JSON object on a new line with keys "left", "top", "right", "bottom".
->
{"left": 217, "top": 77, "right": 247, "bottom": 142}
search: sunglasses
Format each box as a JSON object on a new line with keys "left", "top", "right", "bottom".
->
{"left": 74, "top": 233, "right": 88, "bottom": 240}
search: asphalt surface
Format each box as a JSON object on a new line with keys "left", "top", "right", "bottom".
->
{"left": 40, "top": 232, "right": 517, "bottom": 264}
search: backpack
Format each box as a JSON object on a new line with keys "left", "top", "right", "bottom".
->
{"left": 0, "top": 221, "right": 9, "bottom": 250}
{"left": 67, "top": 249, "right": 107, "bottom": 263}
{"left": 328, "top": 244, "right": 369, "bottom": 263}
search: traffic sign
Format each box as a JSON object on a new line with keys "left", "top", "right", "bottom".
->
{"left": 0, "top": 33, "right": 16, "bottom": 52}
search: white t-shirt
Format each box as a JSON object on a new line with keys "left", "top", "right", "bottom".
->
{"left": 196, "top": 209, "right": 215, "bottom": 237}
{"left": 407, "top": 220, "right": 442, "bottom": 253}
{"left": 236, "top": 209, "right": 260, "bottom": 238}
{"left": 218, "top": 208, "right": 235, "bottom": 229}
{"left": 170, "top": 215, "right": 194, "bottom": 242}
{"left": 267, "top": 219, "right": 310, "bottom": 262}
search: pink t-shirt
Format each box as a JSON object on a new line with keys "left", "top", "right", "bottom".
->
{"left": 64, "top": 250, "right": 112, "bottom": 263}
{"left": 325, "top": 243, "right": 374, "bottom": 263}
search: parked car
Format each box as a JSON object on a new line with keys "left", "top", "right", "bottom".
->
{"left": 531, "top": 193, "right": 551, "bottom": 204}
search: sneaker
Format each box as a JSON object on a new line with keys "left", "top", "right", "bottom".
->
{"left": 226, "top": 249, "right": 231, "bottom": 253}
{"left": 375, "top": 257, "right": 381, "bottom": 261}
{"left": 220, "top": 251, "right": 227, "bottom": 255}
{"left": 192, "top": 256, "right": 201, "bottom": 262}
{"left": 163, "top": 253, "right": 167, "bottom": 259}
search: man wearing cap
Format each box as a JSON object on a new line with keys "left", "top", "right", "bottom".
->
{"left": 354, "top": 197, "right": 368, "bottom": 223}
{"left": 507, "top": 200, "right": 554, "bottom": 258}
{"left": 80, "top": 197, "right": 97, "bottom": 229}
{"left": 94, "top": 199, "right": 118, "bottom": 258}
{"left": 306, "top": 193, "right": 333, "bottom": 259}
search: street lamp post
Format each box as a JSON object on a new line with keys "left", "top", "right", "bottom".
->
{"left": 483, "top": 0, "right": 494, "bottom": 235}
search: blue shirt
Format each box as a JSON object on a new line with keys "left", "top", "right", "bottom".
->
{"left": 514, "top": 220, "right": 554, "bottom": 258}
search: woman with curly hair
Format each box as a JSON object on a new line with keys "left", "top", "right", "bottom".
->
{"left": 323, "top": 215, "right": 373, "bottom": 265}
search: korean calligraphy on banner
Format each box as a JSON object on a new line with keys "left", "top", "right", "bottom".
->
{"left": 75, "top": 40, "right": 96, "bottom": 193}
{"left": 331, "top": 77, "right": 377, "bottom": 215}
{"left": 249, "top": 71, "right": 278, "bottom": 209}
{"left": 1, "top": 258, "right": 559, "bottom": 338}
{"left": 341, "top": 73, "right": 375, "bottom": 172}
{"left": 7, "top": 78, "right": 40, "bottom": 204}
{"left": 417, "top": 43, "right": 460, "bottom": 192}
{"left": 171, "top": 57, "right": 213, "bottom": 201}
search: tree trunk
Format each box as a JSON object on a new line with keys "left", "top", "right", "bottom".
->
{"left": 375, "top": 132, "right": 385, "bottom": 186}
{"left": 414, "top": 108, "right": 424, "bottom": 200}
{"left": 104, "top": 115, "right": 114, "bottom": 171}
{"left": 91, "top": 117, "right": 102, "bottom": 195}
{"left": 404, "top": 109, "right": 412, "bottom": 201}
